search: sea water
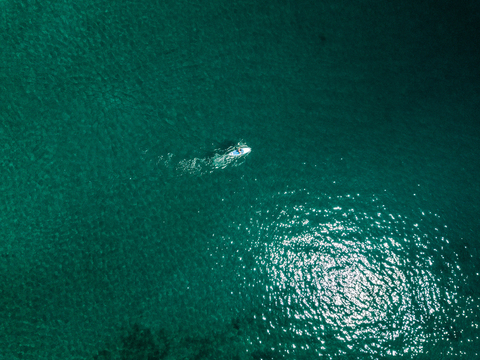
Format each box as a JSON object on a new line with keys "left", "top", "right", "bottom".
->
{"left": 1, "top": 0, "right": 479, "bottom": 358}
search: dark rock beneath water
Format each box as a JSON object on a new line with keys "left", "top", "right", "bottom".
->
{"left": 120, "top": 324, "right": 168, "bottom": 360}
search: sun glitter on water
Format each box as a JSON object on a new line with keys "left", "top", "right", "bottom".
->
{"left": 246, "top": 191, "right": 458, "bottom": 357}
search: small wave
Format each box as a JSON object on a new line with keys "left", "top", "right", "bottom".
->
{"left": 176, "top": 157, "right": 210, "bottom": 176}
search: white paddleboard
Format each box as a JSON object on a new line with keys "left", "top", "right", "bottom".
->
{"left": 228, "top": 147, "right": 251, "bottom": 156}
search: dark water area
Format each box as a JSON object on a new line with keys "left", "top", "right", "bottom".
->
{"left": 1, "top": 0, "right": 480, "bottom": 358}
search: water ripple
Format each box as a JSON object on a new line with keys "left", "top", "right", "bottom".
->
{"left": 241, "top": 190, "right": 462, "bottom": 357}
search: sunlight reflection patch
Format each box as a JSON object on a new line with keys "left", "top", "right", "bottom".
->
{"left": 257, "top": 193, "right": 451, "bottom": 357}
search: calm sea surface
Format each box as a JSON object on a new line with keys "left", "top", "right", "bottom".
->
{"left": 1, "top": 0, "right": 480, "bottom": 358}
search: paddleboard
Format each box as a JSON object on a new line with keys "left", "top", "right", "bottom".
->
{"left": 228, "top": 147, "right": 251, "bottom": 156}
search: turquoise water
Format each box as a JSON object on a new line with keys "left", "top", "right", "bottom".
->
{"left": 1, "top": 0, "right": 480, "bottom": 358}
